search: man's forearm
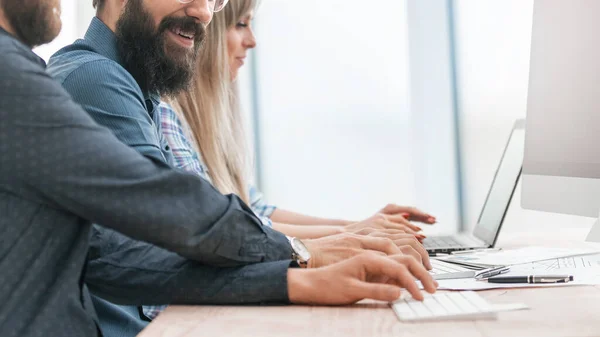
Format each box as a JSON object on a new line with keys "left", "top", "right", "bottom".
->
{"left": 86, "top": 228, "right": 294, "bottom": 305}
{"left": 6, "top": 93, "right": 292, "bottom": 266}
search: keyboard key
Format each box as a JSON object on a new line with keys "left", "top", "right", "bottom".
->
{"left": 424, "top": 236, "right": 464, "bottom": 249}
{"left": 434, "top": 293, "right": 463, "bottom": 316}
{"left": 406, "top": 300, "right": 433, "bottom": 318}
{"left": 422, "top": 297, "right": 448, "bottom": 317}
{"left": 462, "top": 291, "right": 494, "bottom": 312}
{"left": 392, "top": 301, "right": 417, "bottom": 321}
{"left": 446, "top": 292, "right": 479, "bottom": 314}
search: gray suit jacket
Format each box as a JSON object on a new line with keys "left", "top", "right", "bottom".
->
{"left": 0, "top": 26, "right": 292, "bottom": 337}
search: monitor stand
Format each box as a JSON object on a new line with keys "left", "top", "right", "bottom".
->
{"left": 585, "top": 208, "right": 600, "bottom": 242}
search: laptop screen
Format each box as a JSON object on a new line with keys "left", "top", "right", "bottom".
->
{"left": 473, "top": 120, "right": 525, "bottom": 246}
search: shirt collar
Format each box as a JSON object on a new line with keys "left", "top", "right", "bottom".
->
{"left": 84, "top": 17, "right": 160, "bottom": 108}
{"left": 145, "top": 94, "right": 161, "bottom": 117}
{"left": 84, "top": 17, "right": 122, "bottom": 65}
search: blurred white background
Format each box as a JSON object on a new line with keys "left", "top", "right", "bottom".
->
{"left": 37, "top": 0, "right": 592, "bottom": 234}
{"left": 454, "top": 0, "right": 534, "bottom": 224}
{"left": 249, "top": 0, "right": 421, "bottom": 224}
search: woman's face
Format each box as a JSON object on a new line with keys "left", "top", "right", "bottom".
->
{"left": 226, "top": 11, "right": 256, "bottom": 80}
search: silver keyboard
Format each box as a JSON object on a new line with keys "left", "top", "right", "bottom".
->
{"left": 423, "top": 236, "right": 464, "bottom": 249}
{"left": 392, "top": 291, "right": 498, "bottom": 322}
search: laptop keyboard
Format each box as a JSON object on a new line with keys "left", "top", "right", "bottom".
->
{"left": 423, "top": 236, "right": 465, "bottom": 249}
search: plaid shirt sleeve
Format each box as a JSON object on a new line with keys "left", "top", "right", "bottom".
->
{"left": 158, "top": 102, "right": 209, "bottom": 178}
{"left": 158, "top": 102, "right": 277, "bottom": 228}
{"left": 142, "top": 305, "right": 168, "bottom": 321}
{"left": 249, "top": 186, "right": 277, "bottom": 220}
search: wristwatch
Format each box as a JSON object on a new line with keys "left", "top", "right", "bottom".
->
{"left": 287, "top": 236, "right": 311, "bottom": 268}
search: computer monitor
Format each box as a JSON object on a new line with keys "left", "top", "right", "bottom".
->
{"left": 522, "top": 0, "right": 600, "bottom": 242}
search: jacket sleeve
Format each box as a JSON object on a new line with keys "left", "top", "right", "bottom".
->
{"left": 1, "top": 51, "right": 292, "bottom": 267}
{"left": 86, "top": 226, "right": 293, "bottom": 305}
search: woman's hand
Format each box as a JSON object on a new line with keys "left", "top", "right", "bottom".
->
{"left": 344, "top": 204, "right": 436, "bottom": 239}
{"left": 304, "top": 231, "right": 432, "bottom": 270}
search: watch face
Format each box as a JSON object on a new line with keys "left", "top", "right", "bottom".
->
{"left": 291, "top": 238, "right": 311, "bottom": 261}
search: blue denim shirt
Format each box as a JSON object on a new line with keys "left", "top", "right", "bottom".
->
{"left": 48, "top": 19, "right": 173, "bottom": 166}
{"left": 47, "top": 17, "right": 294, "bottom": 337}
{"left": 47, "top": 17, "right": 172, "bottom": 337}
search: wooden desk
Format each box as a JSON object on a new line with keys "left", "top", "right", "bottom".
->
{"left": 139, "top": 227, "right": 600, "bottom": 337}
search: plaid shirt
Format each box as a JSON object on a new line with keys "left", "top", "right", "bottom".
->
{"left": 142, "top": 102, "right": 278, "bottom": 320}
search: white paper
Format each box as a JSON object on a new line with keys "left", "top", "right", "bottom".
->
{"left": 435, "top": 246, "right": 600, "bottom": 267}
{"left": 586, "top": 218, "right": 600, "bottom": 243}
{"left": 425, "top": 254, "right": 600, "bottom": 290}
{"left": 430, "top": 259, "right": 476, "bottom": 280}
{"left": 434, "top": 277, "right": 597, "bottom": 291}
{"left": 511, "top": 254, "right": 600, "bottom": 272}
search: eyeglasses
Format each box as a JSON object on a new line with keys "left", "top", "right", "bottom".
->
{"left": 177, "top": 0, "right": 229, "bottom": 13}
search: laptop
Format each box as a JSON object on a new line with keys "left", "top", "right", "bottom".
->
{"left": 423, "top": 119, "right": 525, "bottom": 255}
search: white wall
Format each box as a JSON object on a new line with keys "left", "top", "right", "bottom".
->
{"left": 249, "top": 0, "right": 461, "bottom": 229}
{"left": 406, "top": 0, "right": 462, "bottom": 233}
{"left": 251, "top": 0, "right": 418, "bottom": 222}
{"left": 33, "top": 0, "right": 94, "bottom": 61}
{"left": 454, "top": 0, "right": 534, "bottom": 226}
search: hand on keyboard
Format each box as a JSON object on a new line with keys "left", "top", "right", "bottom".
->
{"left": 288, "top": 254, "right": 438, "bottom": 305}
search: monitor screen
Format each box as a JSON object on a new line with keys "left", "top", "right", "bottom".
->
{"left": 521, "top": 0, "right": 600, "bottom": 222}
{"left": 473, "top": 122, "right": 525, "bottom": 246}
{"left": 524, "top": 0, "right": 600, "bottom": 180}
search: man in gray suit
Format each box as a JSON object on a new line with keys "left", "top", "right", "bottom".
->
{"left": 0, "top": 1, "right": 436, "bottom": 336}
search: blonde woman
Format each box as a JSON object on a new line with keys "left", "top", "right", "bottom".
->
{"left": 159, "top": 1, "right": 436, "bottom": 241}
{"left": 159, "top": 0, "right": 436, "bottom": 241}
{"left": 148, "top": 0, "right": 437, "bottom": 320}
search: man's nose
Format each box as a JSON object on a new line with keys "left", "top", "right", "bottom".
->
{"left": 184, "top": 0, "right": 213, "bottom": 25}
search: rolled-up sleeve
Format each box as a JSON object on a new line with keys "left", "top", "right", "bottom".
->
{"left": 86, "top": 226, "right": 293, "bottom": 306}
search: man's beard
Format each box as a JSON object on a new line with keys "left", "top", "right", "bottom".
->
{"left": 115, "top": 0, "right": 205, "bottom": 96}
{"left": 1, "top": 0, "right": 62, "bottom": 48}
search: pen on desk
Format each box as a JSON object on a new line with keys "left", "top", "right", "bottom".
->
{"left": 474, "top": 266, "right": 510, "bottom": 280}
{"left": 486, "top": 275, "right": 574, "bottom": 284}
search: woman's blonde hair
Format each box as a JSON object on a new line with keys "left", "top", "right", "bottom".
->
{"left": 169, "top": 0, "right": 258, "bottom": 204}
